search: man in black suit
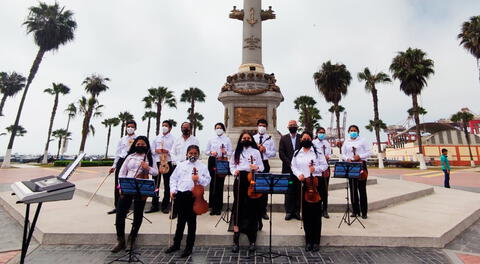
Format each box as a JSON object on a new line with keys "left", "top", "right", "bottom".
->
{"left": 279, "top": 120, "right": 302, "bottom": 220}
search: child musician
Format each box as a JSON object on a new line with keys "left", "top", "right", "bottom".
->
{"left": 341, "top": 125, "right": 371, "bottom": 219}
{"left": 165, "top": 145, "right": 211, "bottom": 258}
{"left": 291, "top": 131, "right": 328, "bottom": 252}
{"left": 230, "top": 132, "right": 264, "bottom": 253}
{"left": 112, "top": 136, "right": 158, "bottom": 253}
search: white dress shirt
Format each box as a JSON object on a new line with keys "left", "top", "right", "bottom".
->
{"left": 170, "top": 160, "right": 211, "bottom": 193}
{"left": 229, "top": 147, "right": 265, "bottom": 174}
{"left": 313, "top": 138, "right": 332, "bottom": 159}
{"left": 205, "top": 134, "right": 233, "bottom": 158}
{"left": 341, "top": 136, "right": 372, "bottom": 161}
{"left": 171, "top": 135, "right": 200, "bottom": 164}
{"left": 253, "top": 133, "right": 276, "bottom": 160}
{"left": 291, "top": 147, "right": 328, "bottom": 179}
{"left": 112, "top": 133, "right": 137, "bottom": 168}
{"left": 118, "top": 153, "right": 159, "bottom": 178}
{"left": 151, "top": 132, "right": 175, "bottom": 163}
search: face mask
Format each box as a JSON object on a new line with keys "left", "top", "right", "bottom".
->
{"left": 317, "top": 133, "right": 326, "bottom": 140}
{"left": 216, "top": 128, "right": 224, "bottom": 136}
{"left": 135, "top": 146, "right": 148, "bottom": 154}
{"left": 161, "top": 126, "right": 169, "bottom": 134}
{"left": 349, "top": 132, "right": 359, "bottom": 139}
{"left": 126, "top": 127, "right": 135, "bottom": 135}
{"left": 241, "top": 140, "right": 253, "bottom": 148}
{"left": 181, "top": 128, "right": 190, "bottom": 136}
{"left": 288, "top": 127, "right": 298, "bottom": 134}
{"left": 257, "top": 126, "right": 266, "bottom": 134}
{"left": 187, "top": 155, "right": 198, "bottom": 162}
{"left": 300, "top": 140, "right": 313, "bottom": 148}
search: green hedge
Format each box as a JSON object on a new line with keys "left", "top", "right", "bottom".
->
{"left": 53, "top": 160, "right": 114, "bottom": 167}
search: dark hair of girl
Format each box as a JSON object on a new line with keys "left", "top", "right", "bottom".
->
{"left": 187, "top": 144, "right": 200, "bottom": 154}
{"left": 348, "top": 125, "right": 360, "bottom": 133}
{"left": 214, "top": 122, "right": 226, "bottom": 131}
{"left": 126, "top": 136, "right": 154, "bottom": 166}
{"left": 294, "top": 131, "right": 318, "bottom": 158}
{"left": 234, "top": 131, "right": 258, "bottom": 164}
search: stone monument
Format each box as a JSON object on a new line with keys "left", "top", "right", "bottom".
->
{"left": 218, "top": 0, "right": 284, "bottom": 145}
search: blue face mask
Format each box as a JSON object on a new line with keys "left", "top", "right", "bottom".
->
{"left": 349, "top": 132, "right": 359, "bottom": 139}
{"left": 317, "top": 133, "right": 326, "bottom": 140}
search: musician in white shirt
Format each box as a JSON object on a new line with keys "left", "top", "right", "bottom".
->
{"left": 229, "top": 132, "right": 264, "bottom": 254}
{"left": 112, "top": 136, "right": 158, "bottom": 253}
{"left": 107, "top": 120, "right": 137, "bottom": 215}
{"left": 205, "top": 122, "right": 233, "bottom": 215}
{"left": 165, "top": 145, "right": 211, "bottom": 258}
{"left": 253, "top": 119, "right": 276, "bottom": 221}
{"left": 171, "top": 122, "right": 200, "bottom": 165}
{"left": 291, "top": 131, "right": 328, "bottom": 252}
{"left": 313, "top": 127, "right": 332, "bottom": 218}
{"left": 341, "top": 125, "right": 372, "bottom": 219}
{"left": 146, "top": 120, "right": 176, "bottom": 214}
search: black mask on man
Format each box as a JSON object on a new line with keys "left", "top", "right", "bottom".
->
{"left": 181, "top": 129, "right": 190, "bottom": 136}
{"left": 288, "top": 127, "right": 298, "bottom": 134}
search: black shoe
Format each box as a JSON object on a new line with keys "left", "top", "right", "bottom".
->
{"left": 258, "top": 221, "right": 263, "bottom": 231}
{"left": 165, "top": 245, "right": 180, "bottom": 254}
{"left": 215, "top": 210, "right": 222, "bottom": 215}
{"left": 362, "top": 214, "right": 368, "bottom": 219}
{"left": 180, "top": 248, "right": 192, "bottom": 258}
{"left": 209, "top": 210, "right": 215, "bottom": 215}
{"left": 262, "top": 213, "right": 269, "bottom": 220}
{"left": 145, "top": 207, "right": 159, "bottom": 214}
{"left": 305, "top": 244, "right": 312, "bottom": 252}
{"left": 162, "top": 208, "right": 170, "bottom": 214}
{"left": 350, "top": 213, "right": 357, "bottom": 217}
{"left": 111, "top": 236, "right": 126, "bottom": 253}
{"left": 248, "top": 243, "right": 256, "bottom": 253}
{"left": 285, "top": 213, "right": 293, "bottom": 221}
{"left": 231, "top": 244, "right": 239, "bottom": 253}
{"left": 293, "top": 213, "right": 301, "bottom": 220}
{"left": 323, "top": 211, "right": 330, "bottom": 219}
{"left": 107, "top": 208, "right": 116, "bottom": 215}
{"left": 312, "top": 244, "right": 320, "bottom": 252}
{"left": 169, "top": 212, "right": 178, "bottom": 220}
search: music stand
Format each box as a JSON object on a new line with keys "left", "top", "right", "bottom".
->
{"left": 249, "top": 173, "right": 292, "bottom": 261}
{"left": 109, "top": 178, "right": 156, "bottom": 264}
{"left": 333, "top": 162, "right": 365, "bottom": 229}
{"left": 214, "top": 160, "right": 232, "bottom": 227}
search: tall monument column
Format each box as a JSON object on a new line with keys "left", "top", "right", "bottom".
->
{"left": 218, "top": 0, "right": 283, "bottom": 146}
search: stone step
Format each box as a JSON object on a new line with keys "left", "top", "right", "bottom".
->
{"left": 1, "top": 178, "right": 479, "bottom": 247}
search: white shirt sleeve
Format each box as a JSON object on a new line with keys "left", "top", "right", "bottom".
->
{"left": 226, "top": 137, "right": 233, "bottom": 158}
{"left": 265, "top": 139, "right": 276, "bottom": 159}
{"left": 255, "top": 150, "right": 264, "bottom": 172}
{"left": 359, "top": 139, "right": 372, "bottom": 160}
{"left": 291, "top": 154, "right": 302, "bottom": 178}
{"left": 169, "top": 164, "right": 180, "bottom": 194}
{"left": 112, "top": 138, "right": 123, "bottom": 168}
{"left": 205, "top": 138, "right": 213, "bottom": 156}
{"left": 314, "top": 153, "right": 328, "bottom": 174}
{"left": 230, "top": 155, "right": 238, "bottom": 175}
{"left": 199, "top": 164, "right": 211, "bottom": 187}
{"left": 118, "top": 154, "right": 130, "bottom": 177}
{"left": 341, "top": 141, "right": 348, "bottom": 161}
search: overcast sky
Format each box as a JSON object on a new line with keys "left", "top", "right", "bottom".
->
{"left": 1, "top": 0, "right": 479, "bottom": 156}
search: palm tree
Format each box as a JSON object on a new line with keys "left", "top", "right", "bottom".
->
{"left": 390, "top": 48, "right": 434, "bottom": 169}
{"left": 407, "top": 107, "right": 427, "bottom": 117}
{"left": 102, "top": 117, "right": 120, "bottom": 159}
{"left": 52, "top": 129, "right": 71, "bottom": 159}
{"left": 166, "top": 118, "right": 178, "bottom": 127}
{"left": 451, "top": 111, "right": 476, "bottom": 167}
{"left": 142, "top": 111, "right": 157, "bottom": 138}
{"left": 143, "top": 86, "right": 176, "bottom": 136}
{"left": 2, "top": 2, "right": 77, "bottom": 168}
{"left": 294, "top": 96, "right": 321, "bottom": 133}
{"left": 190, "top": 112, "right": 204, "bottom": 133}
{"left": 180, "top": 87, "right": 206, "bottom": 136}
{"left": 0, "top": 72, "right": 26, "bottom": 116}
{"left": 313, "top": 61, "right": 351, "bottom": 150}
{"left": 118, "top": 111, "right": 134, "bottom": 138}
{"left": 41, "top": 83, "right": 70, "bottom": 163}
{"left": 6, "top": 125, "right": 27, "bottom": 137}
{"left": 458, "top": 16, "right": 480, "bottom": 82}
{"left": 358, "top": 67, "right": 392, "bottom": 168}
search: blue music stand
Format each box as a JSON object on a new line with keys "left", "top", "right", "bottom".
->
{"left": 215, "top": 160, "right": 230, "bottom": 175}
{"left": 119, "top": 178, "right": 157, "bottom": 197}
{"left": 333, "top": 162, "right": 365, "bottom": 228}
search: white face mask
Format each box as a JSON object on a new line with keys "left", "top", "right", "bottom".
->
{"left": 126, "top": 127, "right": 135, "bottom": 135}
{"left": 258, "top": 126, "right": 266, "bottom": 134}
{"left": 215, "top": 128, "right": 224, "bottom": 136}
{"left": 161, "top": 126, "right": 169, "bottom": 134}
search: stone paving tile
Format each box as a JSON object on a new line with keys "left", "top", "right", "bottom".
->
{"left": 446, "top": 219, "right": 480, "bottom": 254}
{"left": 0, "top": 250, "right": 20, "bottom": 264}
{"left": 0, "top": 195, "right": 28, "bottom": 252}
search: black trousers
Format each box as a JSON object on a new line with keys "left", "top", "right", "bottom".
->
{"left": 302, "top": 182, "right": 322, "bottom": 245}
{"left": 208, "top": 156, "right": 226, "bottom": 213}
{"left": 285, "top": 172, "right": 301, "bottom": 215}
{"left": 232, "top": 171, "right": 261, "bottom": 243}
{"left": 115, "top": 194, "right": 147, "bottom": 237}
{"left": 349, "top": 179, "right": 368, "bottom": 216}
{"left": 114, "top": 158, "right": 125, "bottom": 208}
{"left": 173, "top": 191, "right": 197, "bottom": 249}
{"left": 151, "top": 162, "right": 174, "bottom": 210}
{"left": 318, "top": 175, "right": 330, "bottom": 212}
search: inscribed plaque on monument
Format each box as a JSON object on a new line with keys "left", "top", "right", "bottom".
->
{"left": 234, "top": 107, "right": 267, "bottom": 127}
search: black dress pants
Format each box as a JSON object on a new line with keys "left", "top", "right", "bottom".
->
{"left": 152, "top": 162, "right": 174, "bottom": 210}
{"left": 285, "top": 172, "right": 301, "bottom": 215}
{"left": 318, "top": 175, "right": 330, "bottom": 212}
{"left": 349, "top": 179, "right": 368, "bottom": 216}
{"left": 208, "top": 156, "right": 226, "bottom": 213}
{"left": 173, "top": 191, "right": 197, "bottom": 249}
{"left": 302, "top": 183, "right": 322, "bottom": 245}
{"left": 115, "top": 194, "right": 147, "bottom": 237}
{"left": 113, "top": 158, "right": 125, "bottom": 208}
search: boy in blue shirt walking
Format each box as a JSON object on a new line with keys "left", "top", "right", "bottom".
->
{"left": 440, "top": 149, "right": 451, "bottom": 188}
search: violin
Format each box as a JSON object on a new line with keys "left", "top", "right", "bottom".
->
{"left": 352, "top": 147, "right": 368, "bottom": 180}
{"left": 159, "top": 142, "right": 170, "bottom": 174}
{"left": 247, "top": 155, "right": 262, "bottom": 199}
{"left": 192, "top": 167, "right": 209, "bottom": 215}
{"left": 304, "top": 160, "right": 321, "bottom": 203}
{"left": 135, "top": 152, "right": 150, "bottom": 179}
